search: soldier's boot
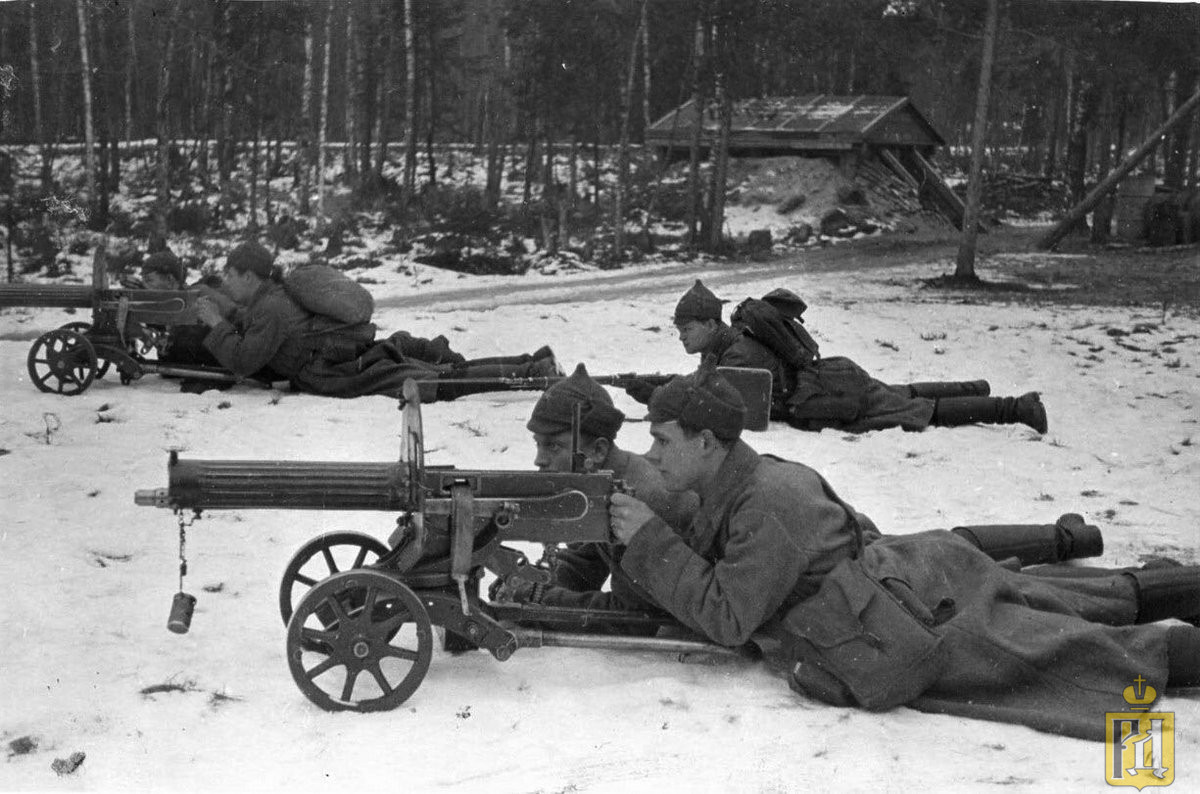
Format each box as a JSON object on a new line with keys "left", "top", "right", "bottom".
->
{"left": 1167, "top": 626, "right": 1200, "bottom": 686}
{"left": 1126, "top": 566, "right": 1200, "bottom": 625}
{"left": 452, "top": 345, "right": 557, "bottom": 367}
{"left": 895, "top": 380, "right": 991, "bottom": 399}
{"left": 436, "top": 356, "right": 562, "bottom": 400}
{"left": 930, "top": 392, "right": 1048, "bottom": 434}
{"left": 950, "top": 513, "right": 1104, "bottom": 568}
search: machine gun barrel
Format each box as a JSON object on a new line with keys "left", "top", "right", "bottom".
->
{"left": 134, "top": 453, "right": 616, "bottom": 544}
{"left": 0, "top": 283, "right": 95, "bottom": 309}
{"left": 134, "top": 453, "right": 403, "bottom": 511}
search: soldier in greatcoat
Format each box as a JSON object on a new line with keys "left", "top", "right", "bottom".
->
{"left": 632, "top": 280, "right": 1047, "bottom": 434}
{"left": 194, "top": 241, "right": 560, "bottom": 400}
{"left": 606, "top": 368, "right": 1199, "bottom": 740}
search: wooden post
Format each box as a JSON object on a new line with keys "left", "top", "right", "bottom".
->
{"left": 1037, "top": 88, "right": 1200, "bottom": 251}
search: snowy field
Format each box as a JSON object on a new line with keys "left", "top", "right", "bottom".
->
{"left": 1, "top": 244, "right": 1198, "bottom": 792}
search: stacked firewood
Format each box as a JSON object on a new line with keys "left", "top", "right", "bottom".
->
{"left": 969, "top": 172, "right": 1070, "bottom": 216}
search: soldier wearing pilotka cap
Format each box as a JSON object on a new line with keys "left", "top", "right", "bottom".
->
{"left": 607, "top": 367, "right": 1200, "bottom": 740}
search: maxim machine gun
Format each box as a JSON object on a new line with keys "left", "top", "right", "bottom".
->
{"left": 135, "top": 380, "right": 755, "bottom": 713}
{"left": 0, "top": 247, "right": 238, "bottom": 395}
{"left": 134, "top": 379, "right": 1104, "bottom": 714}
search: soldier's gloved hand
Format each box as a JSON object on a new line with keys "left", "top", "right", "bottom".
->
{"left": 487, "top": 576, "right": 543, "bottom": 604}
{"left": 623, "top": 379, "right": 657, "bottom": 405}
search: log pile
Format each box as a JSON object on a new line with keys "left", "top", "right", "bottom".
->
{"left": 958, "top": 172, "right": 1070, "bottom": 217}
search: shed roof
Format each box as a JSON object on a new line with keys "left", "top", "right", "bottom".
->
{"left": 646, "top": 95, "right": 945, "bottom": 152}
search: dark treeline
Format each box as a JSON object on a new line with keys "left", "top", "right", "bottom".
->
{"left": 0, "top": 0, "right": 1196, "bottom": 256}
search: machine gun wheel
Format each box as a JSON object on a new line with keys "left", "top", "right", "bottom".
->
{"left": 286, "top": 570, "right": 433, "bottom": 712}
{"left": 278, "top": 531, "right": 391, "bottom": 625}
{"left": 27, "top": 329, "right": 98, "bottom": 395}
{"left": 58, "top": 321, "right": 113, "bottom": 379}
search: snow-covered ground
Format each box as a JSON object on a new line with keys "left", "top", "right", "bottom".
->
{"left": 2, "top": 245, "right": 1198, "bottom": 792}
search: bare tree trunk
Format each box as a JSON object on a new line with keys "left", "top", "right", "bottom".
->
{"left": 522, "top": 131, "right": 536, "bottom": 207}
{"left": 705, "top": 45, "right": 732, "bottom": 252}
{"left": 1189, "top": 81, "right": 1200, "bottom": 191}
{"left": 1042, "top": 52, "right": 1064, "bottom": 179}
{"left": 1091, "top": 83, "right": 1115, "bottom": 244}
{"left": 125, "top": 3, "right": 135, "bottom": 147}
{"left": 1165, "top": 67, "right": 1197, "bottom": 191}
{"left": 402, "top": 0, "right": 417, "bottom": 201}
{"left": 298, "top": 14, "right": 315, "bottom": 213}
{"left": 152, "top": 2, "right": 178, "bottom": 251}
{"left": 423, "top": 22, "right": 438, "bottom": 186}
{"left": 316, "top": 0, "right": 333, "bottom": 224}
{"left": 613, "top": 4, "right": 645, "bottom": 261}
{"left": 685, "top": 12, "right": 708, "bottom": 249}
{"left": 75, "top": 0, "right": 98, "bottom": 215}
{"left": 568, "top": 135, "right": 578, "bottom": 216}
{"left": 484, "top": 86, "right": 503, "bottom": 209}
{"left": 248, "top": 123, "right": 260, "bottom": 233}
{"left": 29, "top": 0, "right": 52, "bottom": 190}
{"left": 373, "top": 5, "right": 394, "bottom": 179}
{"left": 216, "top": 0, "right": 234, "bottom": 220}
{"left": 1064, "top": 68, "right": 1096, "bottom": 207}
{"left": 197, "top": 37, "right": 213, "bottom": 188}
{"left": 954, "top": 0, "right": 999, "bottom": 281}
{"left": 640, "top": 0, "right": 651, "bottom": 139}
{"left": 343, "top": 2, "right": 357, "bottom": 177}
{"left": 357, "top": 3, "right": 378, "bottom": 179}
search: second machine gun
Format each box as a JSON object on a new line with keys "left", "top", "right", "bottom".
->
{"left": 0, "top": 244, "right": 243, "bottom": 395}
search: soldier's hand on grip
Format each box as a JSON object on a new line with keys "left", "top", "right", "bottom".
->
{"left": 623, "top": 379, "right": 657, "bottom": 405}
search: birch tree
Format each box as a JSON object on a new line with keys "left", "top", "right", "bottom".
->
{"left": 75, "top": 0, "right": 98, "bottom": 215}
{"left": 298, "top": 13, "right": 314, "bottom": 214}
{"left": 124, "top": 3, "right": 134, "bottom": 146}
{"left": 613, "top": 3, "right": 645, "bottom": 261}
{"left": 402, "top": 0, "right": 417, "bottom": 200}
{"left": 152, "top": 1, "right": 178, "bottom": 251}
{"left": 316, "top": 0, "right": 334, "bottom": 223}
{"left": 29, "top": 0, "right": 51, "bottom": 190}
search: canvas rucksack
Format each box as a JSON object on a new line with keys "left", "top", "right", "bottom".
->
{"left": 729, "top": 288, "right": 820, "bottom": 371}
{"left": 283, "top": 264, "right": 375, "bottom": 325}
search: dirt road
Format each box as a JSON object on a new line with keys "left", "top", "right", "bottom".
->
{"left": 376, "top": 226, "right": 1200, "bottom": 313}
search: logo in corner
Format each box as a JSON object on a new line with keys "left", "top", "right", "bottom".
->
{"left": 1106, "top": 675, "right": 1174, "bottom": 788}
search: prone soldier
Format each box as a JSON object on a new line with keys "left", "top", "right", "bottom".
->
{"left": 193, "top": 241, "right": 561, "bottom": 400}
{"left": 629, "top": 280, "right": 1047, "bottom": 434}
{"left": 605, "top": 367, "right": 1199, "bottom": 740}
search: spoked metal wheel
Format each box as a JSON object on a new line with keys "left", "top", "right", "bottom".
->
{"left": 278, "top": 531, "right": 391, "bottom": 625}
{"left": 58, "top": 322, "right": 111, "bottom": 379}
{"left": 286, "top": 570, "right": 433, "bottom": 712}
{"left": 27, "top": 329, "right": 99, "bottom": 395}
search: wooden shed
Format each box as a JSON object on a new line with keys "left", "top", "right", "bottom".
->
{"left": 646, "top": 95, "right": 969, "bottom": 229}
